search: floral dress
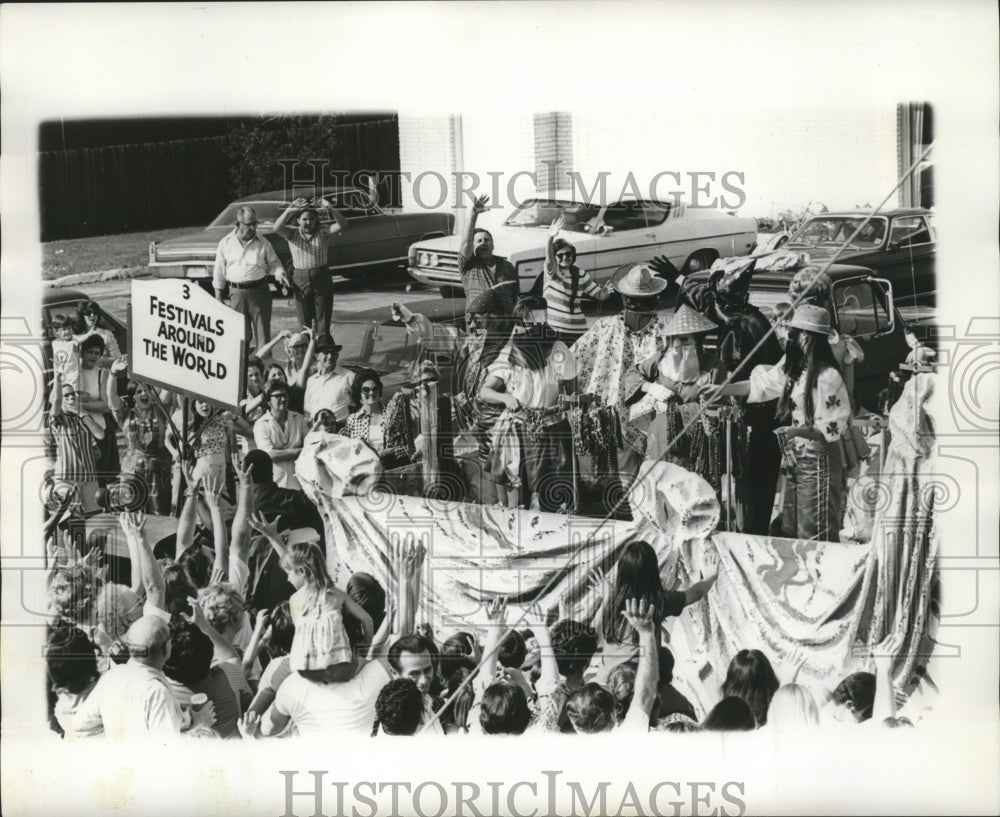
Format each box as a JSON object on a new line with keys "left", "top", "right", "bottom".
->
{"left": 173, "top": 409, "right": 236, "bottom": 485}
{"left": 120, "top": 407, "right": 171, "bottom": 515}
{"left": 750, "top": 361, "right": 851, "bottom": 542}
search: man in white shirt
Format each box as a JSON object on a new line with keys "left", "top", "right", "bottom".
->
{"left": 213, "top": 206, "right": 290, "bottom": 351}
{"left": 264, "top": 659, "right": 392, "bottom": 738}
{"left": 74, "top": 616, "right": 215, "bottom": 739}
{"left": 253, "top": 380, "right": 307, "bottom": 490}
{"left": 303, "top": 335, "right": 353, "bottom": 423}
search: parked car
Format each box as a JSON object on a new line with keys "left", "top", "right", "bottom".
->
{"left": 407, "top": 193, "right": 757, "bottom": 297}
{"left": 334, "top": 298, "right": 467, "bottom": 402}
{"left": 42, "top": 287, "right": 127, "bottom": 377}
{"left": 772, "top": 208, "right": 936, "bottom": 311}
{"left": 149, "top": 186, "right": 454, "bottom": 294}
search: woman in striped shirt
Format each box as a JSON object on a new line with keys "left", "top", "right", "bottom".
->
{"left": 543, "top": 216, "right": 612, "bottom": 342}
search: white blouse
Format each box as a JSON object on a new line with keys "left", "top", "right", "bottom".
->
{"left": 749, "top": 360, "right": 851, "bottom": 443}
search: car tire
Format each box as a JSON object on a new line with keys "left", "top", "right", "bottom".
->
{"left": 684, "top": 250, "right": 718, "bottom": 274}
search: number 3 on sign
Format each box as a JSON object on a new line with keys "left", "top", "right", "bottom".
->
{"left": 183, "top": 284, "right": 191, "bottom": 299}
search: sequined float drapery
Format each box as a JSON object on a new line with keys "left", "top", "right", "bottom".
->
{"left": 297, "top": 374, "right": 939, "bottom": 717}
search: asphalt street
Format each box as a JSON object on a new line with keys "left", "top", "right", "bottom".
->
{"left": 76, "top": 274, "right": 444, "bottom": 336}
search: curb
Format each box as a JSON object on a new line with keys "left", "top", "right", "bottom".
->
{"left": 45, "top": 267, "right": 150, "bottom": 289}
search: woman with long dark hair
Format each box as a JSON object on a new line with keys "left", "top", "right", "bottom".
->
{"left": 711, "top": 304, "right": 851, "bottom": 541}
{"left": 589, "top": 540, "right": 717, "bottom": 678}
{"left": 721, "top": 649, "right": 780, "bottom": 727}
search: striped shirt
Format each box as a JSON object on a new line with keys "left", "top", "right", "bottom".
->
{"left": 460, "top": 255, "right": 519, "bottom": 315}
{"left": 286, "top": 230, "right": 330, "bottom": 270}
{"left": 544, "top": 264, "right": 602, "bottom": 336}
{"left": 49, "top": 412, "right": 99, "bottom": 482}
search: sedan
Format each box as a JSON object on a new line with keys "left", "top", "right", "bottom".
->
{"left": 407, "top": 193, "right": 758, "bottom": 297}
{"left": 149, "top": 186, "right": 455, "bottom": 294}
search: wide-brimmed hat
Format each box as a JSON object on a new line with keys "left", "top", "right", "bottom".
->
{"left": 314, "top": 335, "right": 343, "bottom": 354}
{"left": 515, "top": 294, "right": 548, "bottom": 313}
{"left": 661, "top": 303, "right": 717, "bottom": 337}
{"left": 787, "top": 303, "right": 832, "bottom": 334}
{"left": 467, "top": 287, "right": 507, "bottom": 316}
{"left": 611, "top": 263, "right": 667, "bottom": 297}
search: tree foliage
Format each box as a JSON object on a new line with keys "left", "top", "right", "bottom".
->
{"left": 224, "top": 115, "right": 345, "bottom": 197}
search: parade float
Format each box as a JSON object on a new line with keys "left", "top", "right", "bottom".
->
{"left": 295, "top": 368, "right": 941, "bottom": 717}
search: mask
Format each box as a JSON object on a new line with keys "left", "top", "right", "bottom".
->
{"left": 659, "top": 339, "right": 700, "bottom": 382}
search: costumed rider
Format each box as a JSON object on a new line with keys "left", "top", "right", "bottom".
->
{"left": 650, "top": 253, "right": 784, "bottom": 535}
{"left": 479, "top": 296, "right": 577, "bottom": 511}
{"left": 630, "top": 303, "right": 719, "bottom": 465}
{"left": 708, "top": 304, "right": 851, "bottom": 543}
{"left": 571, "top": 263, "right": 671, "bottom": 489}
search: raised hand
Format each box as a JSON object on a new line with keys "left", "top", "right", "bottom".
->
{"left": 110, "top": 357, "right": 129, "bottom": 376}
{"left": 248, "top": 512, "right": 282, "bottom": 543}
{"left": 648, "top": 255, "right": 681, "bottom": 283}
{"left": 253, "top": 608, "right": 270, "bottom": 634}
{"left": 292, "top": 197, "right": 310, "bottom": 209}
{"left": 184, "top": 595, "right": 208, "bottom": 630}
{"left": 190, "top": 700, "right": 217, "bottom": 731}
{"left": 202, "top": 474, "right": 224, "bottom": 510}
{"left": 485, "top": 596, "right": 508, "bottom": 625}
{"left": 701, "top": 546, "right": 721, "bottom": 584}
{"left": 547, "top": 216, "right": 565, "bottom": 238}
{"left": 472, "top": 194, "right": 490, "bottom": 215}
{"left": 237, "top": 710, "right": 261, "bottom": 739}
{"left": 621, "top": 597, "right": 655, "bottom": 636}
{"left": 118, "top": 510, "right": 147, "bottom": 539}
{"left": 872, "top": 630, "right": 904, "bottom": 674}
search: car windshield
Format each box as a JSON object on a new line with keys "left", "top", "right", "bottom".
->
{"left": 503, "top": 199, "right": 602, "bottom": 232}
{"left": 208, "top": 190, "right": 374, "bottom": 228}
{"left": 788, "top": 216, "right": 888, "bottom": 248}
{"left": 208, "top": 202, "right": 288, "bottom": 228}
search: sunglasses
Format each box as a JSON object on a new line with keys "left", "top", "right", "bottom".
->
{"left": 360, "top": 387, "right": 380, "bottom": 396}
{"left": 555, "top": 251, "right": 574, "bottom": 259}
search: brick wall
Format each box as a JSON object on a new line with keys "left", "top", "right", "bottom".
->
{"left": 533, "top": 112, "right": 574, "bottom": 192}
{"left": 398, "top": 115, "right": 455, "bottom": 212}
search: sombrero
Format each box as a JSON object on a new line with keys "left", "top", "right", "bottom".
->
{"left": 611, "top": 263, "right": 667, "bottom": 297}
{"left": 661, "top": 304, "right": 717, "bottom": 336}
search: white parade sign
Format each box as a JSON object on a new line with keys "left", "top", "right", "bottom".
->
{"left": 128, "top": 279, "right": 246, "bottom": 412}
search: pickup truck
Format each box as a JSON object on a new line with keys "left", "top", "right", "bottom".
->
{"left": 686, "top": 260, "right": 928, "bottom": 412}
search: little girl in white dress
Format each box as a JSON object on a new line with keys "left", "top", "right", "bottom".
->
{"left": 280, "top": 542, "right": 374, "bottom": 677}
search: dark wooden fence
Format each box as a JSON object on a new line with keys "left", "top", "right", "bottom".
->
{"left": 39, "top": 117, "right": 401, "bottom": 241}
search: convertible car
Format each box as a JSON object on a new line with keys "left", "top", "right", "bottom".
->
{"left": 407, "top": 193, "right": 758, "bottom": 297}
{"left": 149, "top": 186, "right": 454, "bottom": 294}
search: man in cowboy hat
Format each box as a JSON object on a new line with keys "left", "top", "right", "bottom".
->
{"left": 571, "top": 263, "right": 672, "bottom": 486}
{"left": 652, "top": 253, "right": 784, "bottom": 534}
{"left": 303, "top": 335, "right": 352, "bottom": 425}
